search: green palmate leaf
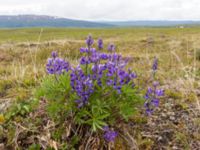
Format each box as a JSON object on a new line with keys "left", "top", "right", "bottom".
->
{"left": 86, "top": 117, "right": 107, "bottom": 132}
{"left": 35, "top": 73, "right": 71, "bottom": 101}
{"left": 84, "top": 108, "right": 110, "bottom": 131}
{"left": 119, "top": 102, "right": 137, "bottom": 121}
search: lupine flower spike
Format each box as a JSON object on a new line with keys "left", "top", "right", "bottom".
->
{"left": 98, "top": 38, "right": 103, "bottom": 50}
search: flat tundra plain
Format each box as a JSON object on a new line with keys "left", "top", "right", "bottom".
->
{"left": 0, "top": 27, "right": 200, "bottom": 149}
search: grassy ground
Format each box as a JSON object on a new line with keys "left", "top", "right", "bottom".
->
{"left": 0, "top": 27, "right": 200, "bottom": 149}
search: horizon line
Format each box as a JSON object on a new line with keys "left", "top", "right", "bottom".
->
{"left": 0, "top": 14, "right": 200, "bottom": 22}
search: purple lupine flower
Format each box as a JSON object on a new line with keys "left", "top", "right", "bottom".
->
{"left": 103, "top": 126, "right": 118, "bottom": 142}
{"left": 98, "top": 38, "right": 103, "bottom": 50}
{"left": 80, "top": 57, "right": 90, "bottom": 65}
{"left": 90, "top": 48, "right": 96, "bottom": 53}
{"left": 112, "top": 53, "right": 121, "bottom": 61}
{"left": 92, "top": 64, "right": 98, "bottom": 73}
{"left": 99, "top": 64, "right": 107, "bottom": 71}
{"left": 146, "top": 108, "right": 153, "bottom": 116}
{"left": 70, "top": 66, "right": 94, "bottom": 108}
{"left": 128, "top": 69, "right": 137, "bottom": 79}
{"left": 144, "top": 82, "right": 164, "bottom": 115}
{"left": 152, "top": 57, "right": 158, "bottom": 71}
{"left": 114, "top": 85, "right": 122, "bottom": 94}
{"left": 100, "top": 53, "right": 109, "bottom": 60}
{"left": 97, "top": 78, "right": 102, "bottom": 86}
{"left": 80, "top": 47, "right": 89, "bottom": 53}
{"left": 129, "top": 72, "right": 137, "bottom": 79}
{"left": 100, "top": 52, "right": 137, "bottom": 93}
{"left": 147, "top": 87, "right": 153, "bottom": 94}
{"left": 46, "top": 53, "right": 70, "bottom": 74}
{"left": 152, "top": 98, "right": 159, "bottom": 107}
{"left": 155, "top": 89, "right": 164, "bottom": 96}
{"left": 108, "top": 44, "right": 115, "bottom": 52}
{"left": 106, "top": 79, "right": 113, "bottom": 86}
{"left": 86, "top": 35, "right": 94, "bottom": 47}
{"left": 90, "top": 51, "right": 100, "bottom": 63}
{"left": 51, "top": 51, "right": 58, "bottom": 58}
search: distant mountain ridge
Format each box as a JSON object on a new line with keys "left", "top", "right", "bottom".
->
{"left": 102, "top": 20, "right": 200, "bottom": 27}
{"left": 0, "top": 15, "right": 114, "bottom": 28}
{"left": 0, "top": 15, "right": 200, "bottom": 28}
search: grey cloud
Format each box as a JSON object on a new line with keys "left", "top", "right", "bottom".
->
{"left": 0, "top": 0, "right": 199, "bottom": 20}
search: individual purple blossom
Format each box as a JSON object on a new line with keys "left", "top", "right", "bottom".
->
{"left": 90, "top": 48, "right": 96, "bottom": 53}
{"left": 98, "top": 38, "right": 103, "bottom": 50}
{"left": 108, "top": 44, "right": 115, "bottom": 52}
{"left": 114, "top": 85, "right": 122, "bottom": 94}
{"left": 80, "top": 57, "right": 90, "bottom": 65}
{"left": 152, "top": 98, "right": 159, "bottom": 107}
{"left": 90, "top": 51, "right": 101, "bottom": 63}
{"left": 86, "top": 35, "right": 94, "bottom": 47}
{"left": 129, "top": 72, "right": 137, "bottom": 79}
{"left": 145, "top": 107, "right": 153, "bottom": 115}
{"left": 51, "top": 51, "right": 58, "bottom": 58}
{"left": 100, "top": 53, "right": 109, "bottom": 60}
{"left": 106, "top": 79, "right": 113, "bottom": 86}
{"left": 103, "top": 126, "right": 118, "bottom": 142}
{"left": 111, "top": 53, "right": 121, "bottom": 61}
{"left": 152, "top": 57, "right": 158, "bottom": 71}
{"left": 155, "top": 89, "right": 164, "bottom": 96}
{"left": 80, "top": 47, "right": 89, "bottom": 53}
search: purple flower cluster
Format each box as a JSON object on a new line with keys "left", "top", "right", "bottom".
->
{"left": 105, "top": 55, "right": 136, "bottom": 94}
{"left": 79, "top": 36, "right": 137, "bottom": 94}
{"left": 103, "top": 126, "right": 118, "bottom": 142}
{"left": 46, "top": 51, "right": 70, "bottom": 74}
{"left": 70, "top": 66, "right": 94, "bottom": 108}
{"left": 46, "top": 36, "right": 137, "bottom": 106}
{"left": 144, "top": 81, "right": 164, "bottom": 115}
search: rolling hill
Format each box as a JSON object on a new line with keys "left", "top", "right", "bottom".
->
{"left": 0, "top": 15, "right": 200, "bottom": 28}
{"left": 0, "top": 15, "right": 114, "bottom": 28}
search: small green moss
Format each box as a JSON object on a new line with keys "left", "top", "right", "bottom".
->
{"left": 138, "top": 138, "right": 154, "bottom": 150}
{"left": 175, "top": 131, "right": 189, "bottom": 149}
{"left": 131, "top": 115, "right": 147, "bottom": 124}
{"left": 196, "top": 48, "right": 200, "bottom": 61}
{"left": 28, "top": 144, "right": 41, "bottom": 150}
{"left": 165, "top": 90, "right": 183, "bottom": 99}
{"left": 0, "top": 114, "right": 5, "bottom": 124}
{"left": 51, "top": 126, "right": 65, "bottom": 141}
{"left": 0, "top": 80, "right": 12, "bottom": 96}
{"left": 187, "top": 92, "right": 196, "bottom": 102}
{"left": 6, "top": 124, "right": 16, "bottom": 145}
{"left": 8, "top": 87, "right": 30, "bottom": 101}
{"left": 23, "top": 77, "right": 36, "bottom": 87}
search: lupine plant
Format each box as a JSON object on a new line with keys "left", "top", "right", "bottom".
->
{"left": 36, "top": 35, "right": 164, "bottom": 143}
{"left": 144, "top": 57, "right": 164, "bottom": 115}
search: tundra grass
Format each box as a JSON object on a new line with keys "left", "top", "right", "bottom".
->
{"left": 0, "top": 27, "right": 199, "bottom": 149}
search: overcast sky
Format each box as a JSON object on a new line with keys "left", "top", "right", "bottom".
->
{"left": 0, "top": 0, "right": 199, "bottom": 21}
